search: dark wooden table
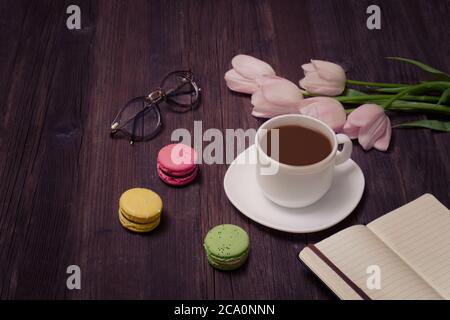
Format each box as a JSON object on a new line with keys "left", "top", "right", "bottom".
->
{"left": 0, "top": 0, "right": 449, "bottom": 300}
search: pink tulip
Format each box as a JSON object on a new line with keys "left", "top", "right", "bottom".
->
{"left": 298, "top": 97, "right": 347, "bottom": 132}
{"left": 224, "top": 69, "right": 260, "bottom": 94}
{"left": 231, "top": 54, "right": 276, "bottom": 79}
{"left": 299, "top": 60, "right": 346, "bottom": 96}
{"left": 224, "top": 54, "right": 276, "bottom": 94}
{"left": 343, "top": 104, "right": 392, "bottom": 151}
{"left": 257, "top": 75, "right": 303, "bottom": 106}
{"left": 251, "top": 76, "right": 303, "bottom": 118}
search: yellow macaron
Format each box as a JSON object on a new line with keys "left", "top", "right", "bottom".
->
{"left": 118, "top": 188, "right": 163, "bottom": 233}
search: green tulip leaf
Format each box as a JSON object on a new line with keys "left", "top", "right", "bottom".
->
{"left": 437, "top": 88, "right": 450, "bottom": 105}
{"left": 393, "top": 119, "right": 450, "bottom": 132}
{"left": 387, "top": 57, "right": 450, "bottom": 80}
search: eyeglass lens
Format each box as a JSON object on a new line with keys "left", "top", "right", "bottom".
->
{"left": 119, "top": 97, "right": 161, "bottom": 141}
{"left": 161, "top": 72, "right": 199, "bottom": 108}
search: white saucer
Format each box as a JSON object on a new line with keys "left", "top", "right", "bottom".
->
{"left": 223, "top": 145, "right": 365, "bottom": 233}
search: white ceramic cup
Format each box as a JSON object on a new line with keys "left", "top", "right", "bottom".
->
{"left": 255, "top": 114, "right": 353, "bottom": 208}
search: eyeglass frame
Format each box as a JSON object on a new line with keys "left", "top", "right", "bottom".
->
{"left": 110, "top": 70, "right": 201, "bottom": 144}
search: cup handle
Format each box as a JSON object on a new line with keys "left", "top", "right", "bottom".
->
{"left": 335, "top": 134, "right": 353, "bottom": 166}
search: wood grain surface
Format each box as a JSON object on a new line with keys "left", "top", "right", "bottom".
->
{"left": 0, "top": 0, "right": 449, "bottom": 299}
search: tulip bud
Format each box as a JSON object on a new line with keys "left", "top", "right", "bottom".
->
{"left": 257, "top": 75, "right": 303, "bottom": 107}
{"left": 343, "top": 104, "right": 392, "bottom": 151}
{"left": 299, "top": 97, "right": 347, "bottom": 132}
{"left": 299, "top": 60, "right": 346, "bottom": 96}
{"left": 231, "top": 54, "right": 276, "bottom": 79}
{"left": 250, "top": 75, "right": 303, "bottom": 118}
{"left": 224, "top": 69, "right": 259, "bottom": 94}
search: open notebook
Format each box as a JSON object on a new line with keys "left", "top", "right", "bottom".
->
{"left": 299, "top": 194, "right": 450, "bottom": 300}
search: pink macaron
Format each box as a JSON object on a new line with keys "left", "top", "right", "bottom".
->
{"left": 157, "top": 144, "right": 199, "bottom": 186}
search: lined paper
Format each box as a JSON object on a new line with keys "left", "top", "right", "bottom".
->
{"left": 316, "top": 225, "right": 441, "bottom": 299}
{"left": 368, "top": 194, "right": 450, "bottom": 299}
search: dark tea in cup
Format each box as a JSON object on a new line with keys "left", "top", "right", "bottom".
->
{"left": 263, "top": 125, "right": 332, "bottom": 166}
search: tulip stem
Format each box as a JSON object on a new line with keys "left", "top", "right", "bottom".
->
{"left": 344, "top": 100, "right": 450, "bottom": 116}
{"left": 336, "top": 94, "right": 441, "bottom": 103}
{"left": 384, "top": 81, "right": 450, "bottom": 108}
{"left": 386, "top": 101, "right": 450, "bottom": 115}
{"left": 375, "top": 87, "right": 414, "bottom": 93}
{"left": 346, "top": 79, "right": 409, "bottom": 88}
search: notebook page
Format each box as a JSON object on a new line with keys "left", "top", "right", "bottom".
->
{"left": 368, "top": 194, "right": 450, "bottom": 299}
{"left": 316, "top": 225, "right": 441, "bottom": 299}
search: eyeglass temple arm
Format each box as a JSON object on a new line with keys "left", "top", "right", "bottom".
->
{"left": 166, "top": 87, "right": 198, "bottom": 98}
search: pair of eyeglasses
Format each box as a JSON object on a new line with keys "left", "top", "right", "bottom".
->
{"left": 110, "top": 70, "right": 201, "bottom": 144}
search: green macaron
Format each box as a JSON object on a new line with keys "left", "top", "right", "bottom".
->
{"left": 203, "top": 224, "right": 250, "bottom": 271}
